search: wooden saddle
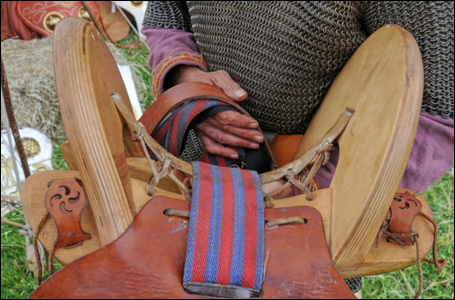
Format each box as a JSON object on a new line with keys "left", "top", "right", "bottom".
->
{"left": 22, "top": 18, "right": 440, "bottom": 298}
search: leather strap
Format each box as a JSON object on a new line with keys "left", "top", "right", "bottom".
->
{"left": 139, "top": 82, "right": 277, "bottom": 169}
{"left": 376, "top": 190, "right": 447, "bottom": 299}
{"left": 44, "top": 178, "right": 91, "bottom": 250}
{"left": 139, "top": 82, "right": 251, "bottom": 135}
{"left": 388, "top": 191, "right": 422, "bottom": 246}
{"left": 34, "top": 177, "right": 91, "bottom": 284}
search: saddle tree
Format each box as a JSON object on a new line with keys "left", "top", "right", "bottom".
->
{"left": 21, "top": 20, "right": 430, "bottom": 280}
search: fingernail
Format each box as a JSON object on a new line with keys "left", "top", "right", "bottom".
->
{"left": 249, "top": 122, "right": 259, "bottom": 128}
{"left": 249, "top": 143, "right": 260, "bottom": 149}
{"left": 230, "top": 154, "right": 239, "bottom": 159}
{"left": 253, "top": 135, "right": 263, "bottom": 143}
{"left": 234, "top": 89, "right": 247, "bottom": 98}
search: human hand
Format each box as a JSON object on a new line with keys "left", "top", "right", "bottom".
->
{"left": 170, "top": 66, "right": 264, "bottom": 159}
{"left": 194, "top": 110, "right": 264, "bottom": 159}
{"left": 170, "top": 65, "right": 248, "bottom": 101}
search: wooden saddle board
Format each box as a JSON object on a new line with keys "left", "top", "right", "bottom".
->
{"left": 22, "top": 18, "right": 433, "bottom": 298}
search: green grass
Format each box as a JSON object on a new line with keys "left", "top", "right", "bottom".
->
{"left": 363, "top": 171, "right": 454, "bottom": 299}
{"left": 1, "top": 210, "right": 38, "bottom": 299}
{"left": 115, "top": 35, "right": 155, "bottom": 110}
{"left": 1, "top": 33, "right": 453, "bottom": 299}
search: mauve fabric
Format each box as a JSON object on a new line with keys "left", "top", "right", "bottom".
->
{"left": 142, "top": 27, "right": 207, "bottom": 95}
{"left": 400, "top": 113, "right": 454, "bottom": 191}
{"left": 314, "top": 113, "right": 454, "bottom": 192}
{"left": 142, "top": 27, "right": 454, "bottom": 193}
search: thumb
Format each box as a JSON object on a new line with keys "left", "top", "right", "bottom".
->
{"left": 211, "top": 70, "right": 248, "bottom": 101}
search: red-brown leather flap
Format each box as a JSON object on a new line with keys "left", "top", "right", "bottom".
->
{"left": 30, "top": 197, "right": 354, "bottom": 299}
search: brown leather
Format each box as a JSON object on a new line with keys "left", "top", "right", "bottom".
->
{"left": 139, "top": 82, "right": 251, "bottom": 135}
{"left": 270, "top": 134, "right": 304, "bottom": 167}
{"left": 96, "top": 1, "right": 129, "bottom": 42}
{"left": 388, "top": 191, "right": 422, "bottom": 246}
{"left": 30, "top": 196, "right": 355, "bottom": 299}
{"left": 44, "top": 178, "right": 91, "bottom": 250}
{"left": 418, "top": 212, "right": 447, "bottom": 270}
{"left": 376, "top": 191, "right": 446, "bottom": 299}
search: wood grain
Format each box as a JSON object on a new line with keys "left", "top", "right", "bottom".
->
{"left": 21, "top": 170, "right": 183, "bottom": 264}
{"left": 295, "top": 25, "right": 423, "bottom": 270}
{"left": 54, "top": 18, "right": 136, "bottom": 245}
{"left": 270, "top": 188, "right": 333, "bottom": 242}
{"left": 63, "top": 140, "right": 182, "bottom": 194}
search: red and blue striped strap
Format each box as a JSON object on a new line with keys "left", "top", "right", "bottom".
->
{"left": 183, "top": 161, "right": 265, "bottom": 296}
{"left": 151, "top": 98, "right": 241, "bottom": 166}
{"left": 151, "top": 98, "right": 274, "bottom": 174}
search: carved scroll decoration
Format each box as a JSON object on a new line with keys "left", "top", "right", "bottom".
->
{"left": 44, "top": 177, "right": 91, "bottom": 249}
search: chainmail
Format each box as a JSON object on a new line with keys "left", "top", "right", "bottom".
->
{"left": 144, "top": 1, "right": 454, "bottom": 134}
{"left": 364, "top": 1, "right": 454, "bottom": 120}
{"left": 180, "top": 129, "right": 204, "bottom": 162}
{"left": 143, "top": 1, "right": 192, "bottom": 32}
{"left": 344, "top": 276, "right": 362, "bottom": 294}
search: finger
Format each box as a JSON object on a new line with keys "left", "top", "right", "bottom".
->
{"left": 211, "top": 70, "right": 248, "bottom": 101}
{"left": 197, "top": 133, "right": 240, "bottom": 159}
{"left": 195, "top": 123, "right": 260, "bottom": 149}
{"left": 204, "top": 117, "right": 263, "bottom": 143}
{"left": 221, "top": 124, "right": 264, "bottom": 143}
{"left": 213, "top": 110, "right": 259, "bottom": 129}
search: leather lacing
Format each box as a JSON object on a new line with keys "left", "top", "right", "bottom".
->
{"left": 33, "top": 212, "right": 49, "bottom": 285}
{"left": 164, "top": 209, "right": 309, "bottom": 231}
{"left": 377, "top": 205, "right": 447, "bottom": 299}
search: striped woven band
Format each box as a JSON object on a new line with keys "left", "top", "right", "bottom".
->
{"left": 152, "top": 98, "right": 238, "bottom": 165}
{"left": 151, "top": 98, "right": 273, "bottom": 173}
{"left": 183, "top": 161, "right": 265, "bottom": 297}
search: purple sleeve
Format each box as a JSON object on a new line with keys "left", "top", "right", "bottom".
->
{"left": 142, "top": 27, "right": 207, "bottom": 96}
{"left": 314, "top": 112, "right": 454, "bottom": 193}
{"left": 399, "top": 112, "right": 454, "bottom": 192}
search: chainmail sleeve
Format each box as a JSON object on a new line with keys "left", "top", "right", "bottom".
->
{"left": 141, "top": 1, "right": 207, "bottom": 162}
{"left": 141, "top": 2, "right": 206, "bottom": 97}
{"left": 364, "top": 1, "right": 454, "bottom": 119}
{"left": 143, "top": 1, "right": 192, "bottom": 32}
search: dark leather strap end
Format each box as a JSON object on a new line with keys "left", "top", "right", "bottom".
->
{"left": 183, "top": 282, "right": 260, "bottom": 298}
